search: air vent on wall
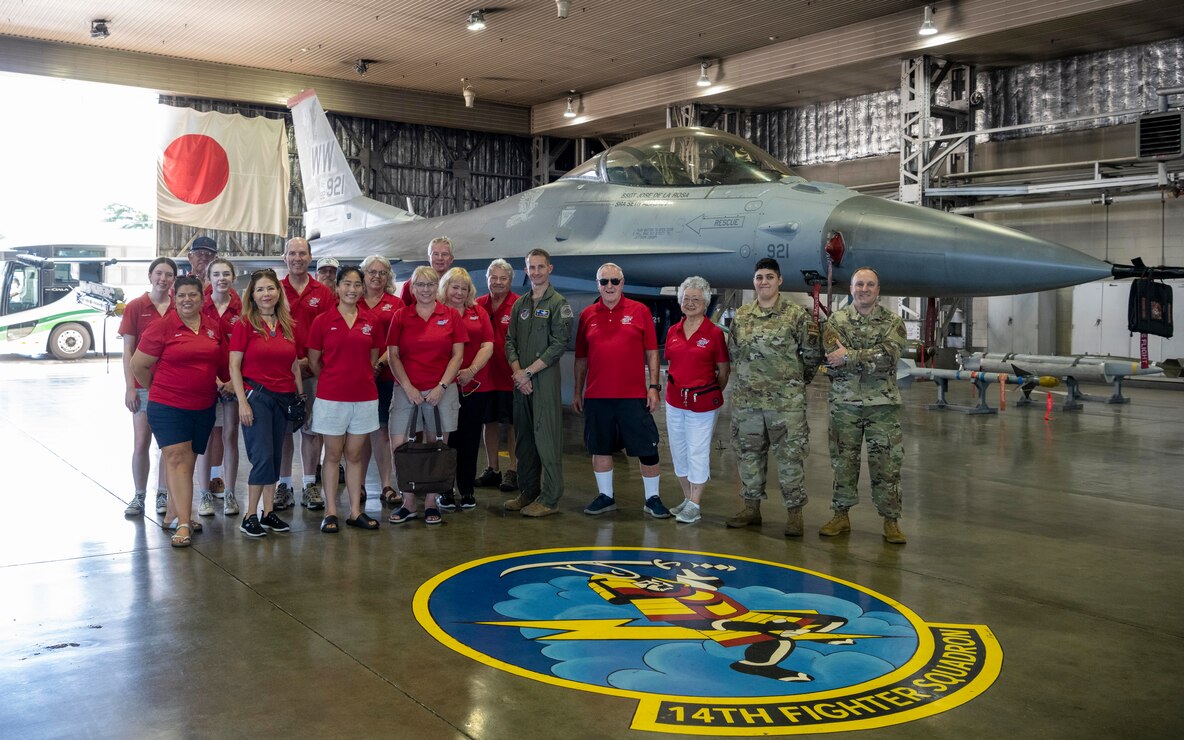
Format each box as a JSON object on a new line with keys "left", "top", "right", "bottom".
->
{"left": 1137, "top": 111, "right": 1183, "bottom": 160}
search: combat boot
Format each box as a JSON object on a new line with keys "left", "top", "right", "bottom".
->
{"left": 783, "top": 506, "right": 804, "bottom": 537}
{"left": 883, "top": 518, "right": 907, "bottom": 544}
{"left": 819, "top": 509, "right": 851, "bottom": 536}
{"left": 726, "top": 500, "right": 762, "bottom": 528}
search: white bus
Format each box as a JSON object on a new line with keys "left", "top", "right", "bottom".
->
{"left": 0, "top": 246, "right": 125, "bottom": 360}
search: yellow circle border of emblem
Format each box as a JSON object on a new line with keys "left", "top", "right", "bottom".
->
{"left": 414, "top": 546, "right": 1002, "bottom": 735}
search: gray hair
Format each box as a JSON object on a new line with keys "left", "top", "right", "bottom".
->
{"left": 597, "top": 262, "right": 624, "bottom": 279}
{"left": 486, "top": 258, "right": 514, "bottom": 279}
{"left": 428, "top": 236, "right": 453, "bottom": 255}
{"left": 677, "top": 275, "right": 711, "bottom": 304}
{"left": 361, "top": 254, "right": 397, "bottom": 294}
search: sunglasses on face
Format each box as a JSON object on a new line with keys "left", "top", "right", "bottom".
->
{"left": 598, "top": 278, "right": 622, "bottom": 286}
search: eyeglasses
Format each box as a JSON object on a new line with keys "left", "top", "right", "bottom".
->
{"left": 365, "top": 270, "right": 389, "bottom": 277}
{"left": 681, "top": 297, "right": 705, "bottom": 304}
{"left": 413, "top": 282, "right": 436, "bottom": 289}
{"left": 598, "top": 278, "right": 622, "bottom": 286}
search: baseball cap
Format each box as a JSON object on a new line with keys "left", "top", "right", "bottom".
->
{"left": 317, "top": 257, "right": 340, "bottom": 270}
{"left": 189, "top": 236, "right": 218, "bottom": 253}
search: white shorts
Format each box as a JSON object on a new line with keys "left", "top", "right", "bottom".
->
{"left": 390, "top": 384, "right": 460, "bottom": 438}
{"left": 310, "top": 398, "right": 380, "bottom": 436}
{"left": 665, "top": 402, "right": 720, "bottom": 485}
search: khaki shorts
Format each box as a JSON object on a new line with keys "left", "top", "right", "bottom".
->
{"left": 390, "top": 384, "right": 460, "bottom": 438}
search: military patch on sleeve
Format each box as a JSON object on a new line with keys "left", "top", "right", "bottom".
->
{"left": 560, "top": 304, "right": 574, "bottom": 319}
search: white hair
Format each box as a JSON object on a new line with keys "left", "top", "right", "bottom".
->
{"left": 677, "top": 275, "right": 711, "bottom": 304}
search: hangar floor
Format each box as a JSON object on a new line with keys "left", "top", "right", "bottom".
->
{"left": 0, "top": 356, "right": 1181, "bottom": 739}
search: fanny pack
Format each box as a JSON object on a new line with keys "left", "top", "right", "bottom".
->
{"left": 669, "top": 373, "right": 723, "bottom": 413}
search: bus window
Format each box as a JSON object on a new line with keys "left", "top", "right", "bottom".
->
{"left": 7, "top": 266, "right": 40, "bottom": 314}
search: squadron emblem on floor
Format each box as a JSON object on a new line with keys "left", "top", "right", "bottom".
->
{"left": 415, "top": 548, "right": 1001, "bottom": 735}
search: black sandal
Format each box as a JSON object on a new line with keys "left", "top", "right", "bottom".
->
{"left": 346, "top": 512, "right": 380, "bottom": 530}
{"left": 320, "top": 515, "right": 339, "bottom": 533}
{"left": 380, "top": 486, "right": 401, "bottom": 507}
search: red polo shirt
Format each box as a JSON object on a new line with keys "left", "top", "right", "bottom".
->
{"left": 476, "top": 291, "right": 519, "bottom": 391}
{"left": 138, "top": 312, "right": 224, "bottom": 410}
{"left": 456, "top": 304, "right": 494, "bottom": 390}
{"left": 306, "top": 307, "right": 382, "bottom": 402}
{"left": 386, "top": 301, "right": 467, "bottom": 390}
{"left": 575, "top": 296, "right": 657, "bottom": 399}
{"left": 363, "top": 292, "right": 402, "bottom": 382}
{"left": 119, "top": 292, "right": 175, "bottom": 389}
{"left": 202, "top": 292, "right": 242, "bottom": 381}
{"left": 664, "top": 319, "right": 728, "bottom": 409}
{"left": 230, "top": 319, "right": 299, "bottom": 394}
{"left": 282, "top": 275, "right": 335, "bottom": 357}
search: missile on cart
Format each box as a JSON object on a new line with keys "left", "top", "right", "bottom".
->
{"left": 961, "top": 352, "right": 1164, "bottom": 382}
{"left": 899, "top": 359, "right": 1060, "bottom": 389}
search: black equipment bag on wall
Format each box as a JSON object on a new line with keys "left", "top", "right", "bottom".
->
{"left": 393, "top": 405, "right": 457, "bottom": 495}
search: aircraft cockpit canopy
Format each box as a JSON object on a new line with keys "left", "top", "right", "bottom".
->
{"left": 561, "top": 127, "right": 795, "bottom": 187}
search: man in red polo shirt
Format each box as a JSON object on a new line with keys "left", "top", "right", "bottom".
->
{"left": 397, "top": 237, "right": 455, "bottom": 305}
{"left": 277, "top": 237, "right": 336, "bottom": 510}
{"left": 573, "top": 263, "right": 670, "bottom": 519}
{"left": 474, "top": 258, "right": 519, "bottom": 492}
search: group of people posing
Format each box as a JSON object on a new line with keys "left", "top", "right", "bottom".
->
{"left": 120, "top": 234, "right": 908, "bottom": 547}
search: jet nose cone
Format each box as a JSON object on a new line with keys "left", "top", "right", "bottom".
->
{"left": 824, "top": 196, "right": 1112, "bottom": 296}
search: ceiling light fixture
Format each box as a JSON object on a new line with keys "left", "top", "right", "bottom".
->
{"left": 467, "top": 10, "right": 486, "bottom": 31}
{"left": 556, "top": 0, "right": 571, "bottom": 18}
{"left": 90, "top": 19, "right": 110, "bottom": 39}
{"left": 697, "top": 61, "right": 712, "bottom": 87}
{"left": 919, "top": 5, "right": 938, "bottom": 36}
{"left": 354, "top": 59, "right": 370, "bottom": 76}
{"left": 564, "top": 92, "right": 577, "bottom": 118}
{"left": 462, "top": 78, "right": 476, "bottom": 108}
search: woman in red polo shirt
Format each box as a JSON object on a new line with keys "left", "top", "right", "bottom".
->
{"left": 130, "top": 276, "right": 225, "bottom": 547}
{"left": 119, "top": 257, "right": 175, "bottom": 519}
{"left": 360, "top": 254, "right": 402, "bottom": 509}
{"left": 229, "top": 268, "right": 302, "bottom": 538}
{"left": 664, "top": 276, "right": 730, "bottom": 525}
{"left": 386, "top": 265, "right": 466, "bottom": 526}
{"left": 307, "top": 265, "right": 384, "bottom": 533}
{"left": 438, "top": 267, "right": 494, "bottom": 512}
{"left": 197, "top": 257, "right": 242, "bottom": 519}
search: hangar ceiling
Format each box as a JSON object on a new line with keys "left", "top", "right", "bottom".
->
{"left": 2, "top": 0, "right": 1184, "bottom": 137}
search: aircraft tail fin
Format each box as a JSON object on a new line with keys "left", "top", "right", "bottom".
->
{"left": 287, "top": 89, "right": 414, "bottom": 239}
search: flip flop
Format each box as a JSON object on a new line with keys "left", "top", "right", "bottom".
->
{"left": 346, "top": 512, "right": 380, "bottom": 530}
{"left": 166, "top": 518, "right": 203, "bottom": 533}
{"left": 320, "top": 515, "right": 339, "bottom": 533}
{"left": 424, "top": 508, "right": 443, "bottom": 526}
{"left": 388, "top": 506, "right": 417, "bottom": 524}
{"left": 170, "top": 523, "right": 192, "bottom": 547}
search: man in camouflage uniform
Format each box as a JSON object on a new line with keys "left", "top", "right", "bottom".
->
{"left": 821, "top": 266, "right": 908, "bottom": 544}
{"left": 727, "top": 257, "right": 822, "bottom": 537}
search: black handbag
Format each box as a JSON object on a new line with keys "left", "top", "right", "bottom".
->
{"left": 247, "top": 380, "right": 306, "bottom": 427}
{"left": 394, "top": 405, "right": 457, "bottom": 495}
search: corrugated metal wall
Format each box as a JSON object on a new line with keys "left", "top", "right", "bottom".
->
{"left": 747, "top": 37, "right": 1184, "bottom": 167}
{"left": 156, "top": 98, "right": 532, "bottom": 257}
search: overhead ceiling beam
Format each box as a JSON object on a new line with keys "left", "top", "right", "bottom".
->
{"left": 0, "top": 35, "right": 531, "bottom": 135}
{"left": 531, "top": 0, "right": 1152, "bottom": 136}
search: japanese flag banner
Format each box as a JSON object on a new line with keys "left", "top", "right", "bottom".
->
{"left": 157, "top": 106, "right": 290, "bottom": 236}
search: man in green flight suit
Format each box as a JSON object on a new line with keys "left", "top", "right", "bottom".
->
{"left": 821, "top": 266, "right": 908, "bottom": 544}
{"left": 726, "top": 257, "right": 822, "bottom": 537}
{"left": 504, "top": 248, "right": 573, "bottom": 517}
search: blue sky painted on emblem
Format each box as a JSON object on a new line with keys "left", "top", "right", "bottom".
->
{"left": 458, "top": 563, "right": 920, "bottom": 698}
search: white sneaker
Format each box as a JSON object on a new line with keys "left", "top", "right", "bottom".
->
{"left": 223, "top": 491, "right": 240, "bottom": 516}
{"left": 155, "top": 491, "right": 168, "bottom": 514}
{"left": 675, "top": 501, "right": 701, "bottom": 524}
{"left": 124, "top": 492, "right": 146, "bottom": 517}
{"left": 197, "top": 491, "right": 216, "bottom": 517}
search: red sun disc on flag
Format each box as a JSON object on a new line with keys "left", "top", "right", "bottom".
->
{"left": 162, "top": 134, "right": 230, "bottom": 205}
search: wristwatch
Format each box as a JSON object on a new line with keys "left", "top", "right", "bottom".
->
{"left": 649, "top": 383, "right": 661, "bottom": 391}
{"left": 440, "top": 383, "right": 448, "bottom": 390}
{"left": 525, "top": 369, "right": 533, "bottom": 379}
